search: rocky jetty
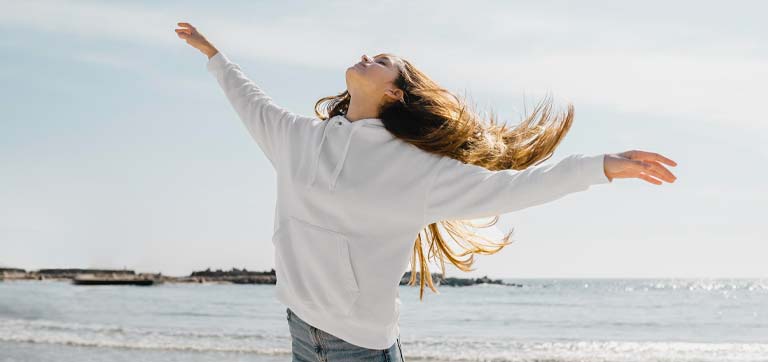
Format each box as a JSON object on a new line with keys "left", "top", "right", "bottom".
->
{"left": 38, "top": 268, "right": 136, "bottom": 279}
{"left": 1, "top": 267, "right": 142, "bottom": 281}
{"left": 1, "top": 267, "right": 522, "bottom": 287}
{"left": 73, "top": 273, "right": 157, "bottom": 286}
{"left": 400, "top": 271, "right": 523, "bottom": 287}
{"left": 0, "top": 267, "right": 277, "bottom": 285}
{"left": 0, "top": 268, "right": 27, "bottom": 280}
{"left": 188, "top": 267, "right": 276, "bottom": 284}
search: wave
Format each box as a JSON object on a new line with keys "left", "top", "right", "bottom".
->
{"left": 0, "top": 317, "right": 290, "bottom": 355}
{"left": 2, "top": 336, "right": 291, "bottom": 356}
{"left": 3, "top": 318, "right": 768, "bottom": 361}
{"left": 402, "top": 338, "right": 768, "bottom": 362}
{"left": 0, "top": 318, "right": 284, "bottom": 340}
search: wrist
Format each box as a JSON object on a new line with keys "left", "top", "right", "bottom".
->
{"left": 203, "top": 45, "right": 219, "bottom": 59}
{"left": 603, "top": 154, "right": 613, "bottom": 182}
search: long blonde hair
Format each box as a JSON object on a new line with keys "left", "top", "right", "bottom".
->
{"left": 314, "top": 53, "right": 574, "bottom": 300}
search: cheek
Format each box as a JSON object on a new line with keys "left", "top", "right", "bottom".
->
{"left": 369, "top": 69, "right": 391, "bottom": 88}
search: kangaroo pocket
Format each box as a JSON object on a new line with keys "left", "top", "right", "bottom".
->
{"left": 273, "top": 216, "right": 361, "bottom": 317}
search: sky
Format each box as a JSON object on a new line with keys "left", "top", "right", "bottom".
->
{"left": 1, "top": 0, "right": 766, "bottom": 278}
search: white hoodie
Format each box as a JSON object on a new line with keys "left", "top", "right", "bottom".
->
{"left": 206, "top": 51, "right": 612, "bottom": 349}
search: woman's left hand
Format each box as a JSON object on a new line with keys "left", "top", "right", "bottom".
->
{"left": 175, "top": 22, "right": 218, "bottom": 59}
{"left": 604, "top": 150, "right": 678, "bottom": 185}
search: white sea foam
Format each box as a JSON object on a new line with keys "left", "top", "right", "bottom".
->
{"left": 2, "top": 318, "right": 768, "bottom": 361}
{"left": 1, "top": 279, "right": 766, "bottom": 361}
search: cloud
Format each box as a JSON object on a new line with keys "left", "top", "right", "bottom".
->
{"left": 455, "top": 51, "right": 768, "bottom": 129}
{"left": 1, "top": 0, "right": 765, "bottom": 129}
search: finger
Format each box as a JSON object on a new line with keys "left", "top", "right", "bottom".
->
{"left": 652, "top": 152, "right": 677, "bottom": 167}
{"left": 646, "top": 160, "right": 677, "bottom": 183}
{"left": 175, "top": 28, "right": 191, "bottom": 35}
{"left": 631, "top": 149, "right": 678, "bottom": 167}
{"left": 177, "top": 22, "right": 196, "bottom": 30}
{"left": 638, "top": 172, "right": 662, "bottom": 185}
{"left": 635, "top": 160, "right": 669, "bottom": 182}
{"left": 632, "top": 159, "right": 669, "bottom": 183}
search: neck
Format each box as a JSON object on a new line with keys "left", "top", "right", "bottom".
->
{"left": 346, "top": 96, "right": 380, "bottom": 122}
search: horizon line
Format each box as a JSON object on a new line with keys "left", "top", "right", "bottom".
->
{"left": 1, "top": 266, "right": 766, "bottom": 280}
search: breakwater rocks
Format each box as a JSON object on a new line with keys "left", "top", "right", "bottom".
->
{"left": 1, "top": 267, "right": 522, "bottom": 287}
{"left": 0, "top": 268, "right": 26, "bottom": 280}
{"left": 400, "top": 271, "right": 523, "bottom": 287}
{"left": 0, "top": 267, "right": 277, "bottom": 284}
{"left": 189, "top": 268, "right": 277, "bottom": 284}
{"left": 1, "top": 267, "right": 141, "bottom": 281}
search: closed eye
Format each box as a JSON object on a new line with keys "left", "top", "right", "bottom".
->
{"left": 373, "top": 55, "right": 392, "bottom": 67}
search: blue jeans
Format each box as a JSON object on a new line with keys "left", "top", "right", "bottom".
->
{"left": 287, "top": 307, "right": 405, "bottom": 362}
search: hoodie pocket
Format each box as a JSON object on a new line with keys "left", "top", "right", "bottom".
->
{"left": 273, "top": 216, "right": 361, "bottom": 316}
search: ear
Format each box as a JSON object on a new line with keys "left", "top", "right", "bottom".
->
{"left": 385, "top": 88, "right": 404, "bottom": 102}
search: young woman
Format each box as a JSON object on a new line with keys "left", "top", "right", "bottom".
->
{"left": 175, "top": 22, "right": 677, "bottom": 362}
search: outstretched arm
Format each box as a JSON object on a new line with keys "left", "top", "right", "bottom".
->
{"left": 423, "top": 150, "right": 677, "bottom": 224}
{"left": 205, "top": 52, "right": 297, "bottom": 169}
{"left": 175, "top": 21, "right": 299, "bottom": 169}
{"left": 424, "top": 153, "right": 611, "bottom": 224}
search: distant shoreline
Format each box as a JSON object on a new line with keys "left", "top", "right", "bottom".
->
{"left": 0, "top": 267, "right": 520, "bottom": 287}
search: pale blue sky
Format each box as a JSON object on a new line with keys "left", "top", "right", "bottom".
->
{"left": 1, "top": 0, "right": 765, "bottom": 278}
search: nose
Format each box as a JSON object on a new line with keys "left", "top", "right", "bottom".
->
{"left": 360, "top": 54, "right": 372, "bottom": 63}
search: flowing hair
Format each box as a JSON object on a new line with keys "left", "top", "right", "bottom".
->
{"left": 314, "top": 53, "right": 574, "bottom": 300}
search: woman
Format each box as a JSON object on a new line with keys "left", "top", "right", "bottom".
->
{"left": 175, "top": 22, "right": 677, "bottom": 362}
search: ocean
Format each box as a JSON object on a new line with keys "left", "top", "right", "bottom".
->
{"left": 1, "top": 278, "right": 766, "bottom": 362}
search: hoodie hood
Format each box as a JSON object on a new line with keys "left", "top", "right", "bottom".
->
{"left": 307, "top": 115, "right": 384, "bottom": 191}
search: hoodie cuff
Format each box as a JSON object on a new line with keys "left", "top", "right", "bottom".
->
{"left": 579, "top": 153, "right": 612, "bottom": 185}
{"left": 206, "top": 51, "right": 230, "bottom": 74}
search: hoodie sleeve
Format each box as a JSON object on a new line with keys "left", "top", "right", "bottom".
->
{"left": 424, "top": 153, "right": 612, "bottom": 224}
{"left": 206, "top": 51, "right": 299, "bottom": 169}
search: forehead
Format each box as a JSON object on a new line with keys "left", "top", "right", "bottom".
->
{"left": 373, "top": 54, "right": 398, "bottom": 64}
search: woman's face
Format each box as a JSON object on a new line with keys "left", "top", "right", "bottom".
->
{"left": 345, "top": 54, "right": 403, "bottom": 107}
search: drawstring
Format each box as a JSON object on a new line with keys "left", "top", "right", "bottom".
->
{"left": 307, "top": 118, "right": 363, "bottom": 191}
{"left": 329, "top": 124, "right": 361, "bottom": 191}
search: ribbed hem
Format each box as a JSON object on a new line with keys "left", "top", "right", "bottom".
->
{"left": 278, "top": 289, "right": 400, "bottom": 350}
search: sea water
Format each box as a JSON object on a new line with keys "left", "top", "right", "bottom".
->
{"left": 1, "top": 278, "right": 766, "bottom": 362}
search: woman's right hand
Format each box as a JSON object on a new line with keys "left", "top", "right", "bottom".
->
{"left": 175, "top": 22, "right": 218, "bottom": 59}
{"left": 604, "top": 150, "right": 678, "bottom": 185}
